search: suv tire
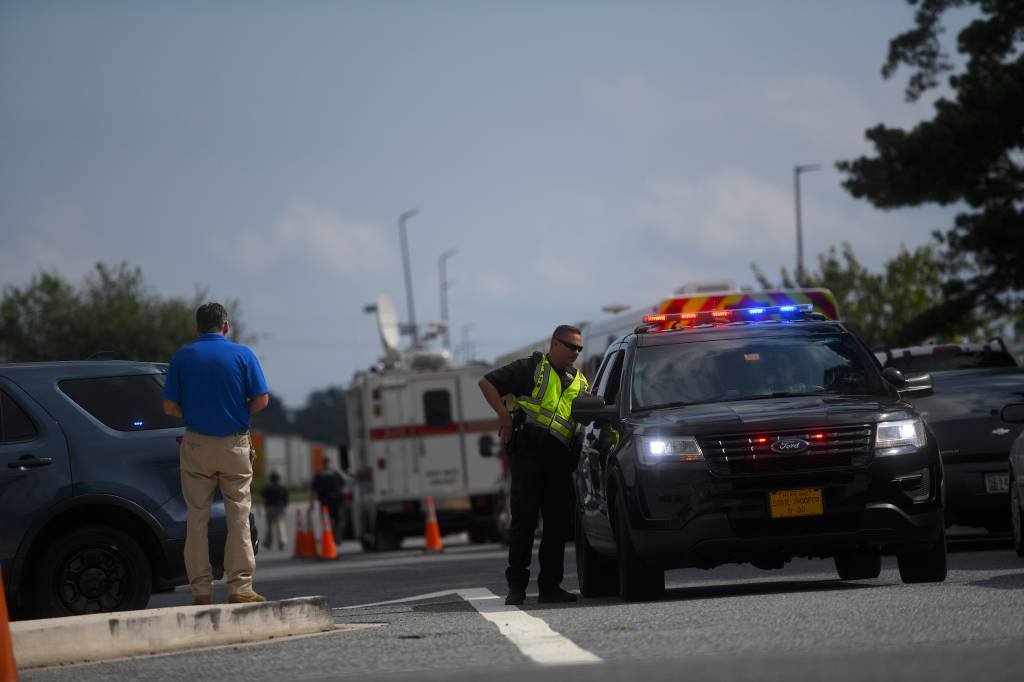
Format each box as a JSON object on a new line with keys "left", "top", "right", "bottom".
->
{"left": 33, "top": 525, "right": 152, "bottom": 617}
{"left": 1011, "top": 481, "right": 1024, "bottom": 558}
{"left": 614, "top": 492, "right": 664, "bottom": 602}
{"left": 833, "top": 549, "right": 881, "bottom": 580}
{"left": 575, "top": 508, "right": 618, "bottom": 597}
{"left": 896, "top": 527, "right": 947, "bottom": 584}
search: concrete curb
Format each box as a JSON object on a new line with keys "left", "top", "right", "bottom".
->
{"left": 11, "top": 596, "right": 335, "bottom": 669}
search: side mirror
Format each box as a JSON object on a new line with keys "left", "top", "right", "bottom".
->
{"left": 572, "top": 395, "right": 617, "bottom": 424}
{"left": 1001, "top": 403, "right": 1024, "bottom": 424}
{"left": 882, "top": 367, "right": 906, "bottom": 388}
{"left": 898, "top": 371, "right": 933, "bottom": 398}
{"left": 478, "top": 434, "right": 497, "bottom": 458}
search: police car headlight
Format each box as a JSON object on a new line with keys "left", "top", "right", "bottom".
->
{"left": 639, "top": 436, "right": 704, "bottom": 464}
{"left": 875, "top": 418, "right": 926, "bottom": 452}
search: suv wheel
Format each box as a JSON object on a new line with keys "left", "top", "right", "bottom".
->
{"left": 833, "top": 549, "right": 881, "bottom": 580}
{"left": 1011, "top": 480, "right": 1024, "bottom": 558}
{"left": 575, "top": 507, "right": 618, "bottom": 597}
{"left": 33, "top": 526, "right": 152, "bottom": 617}
{"left": 614, "top": 492, "right": 664, "bottom": 602}
{"left": 896, "top": 527, "right": 947, "bottom": 584}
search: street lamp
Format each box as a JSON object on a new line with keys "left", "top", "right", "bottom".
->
{"left": 398, "top": 208, "right": 419, "bottom": 342}
{"left": 793, "top": 164, "right": 820, "bottom": 283}
{"left": 438, "top": 248, "right": 457, "bottom": 350}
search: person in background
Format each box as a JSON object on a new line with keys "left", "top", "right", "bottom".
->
{"left": 163, "top": 302, "right": 270, "bottom": 605}
{"left": 260, "top": 471, "right": 289, "bottom": 551}
{"left": 310, "top": 457, "right": 346, "bottom": 545}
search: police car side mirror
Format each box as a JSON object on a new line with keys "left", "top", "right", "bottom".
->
{"left": 882, "top": 367, "right": 906, "bottom": 388}
{"left": 893, "top": 370, "right": 933, "bottom": 398}
{"left": 1000, "top": 403, "right": 1024, "bottom": 424}
{"left": 572, "top": 395, "right": 617, "bottom": 424}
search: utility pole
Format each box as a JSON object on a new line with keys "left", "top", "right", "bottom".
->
{"left": 793, "top": 164, "right": 820, "bottom": 283}
{"left": 398, "top": 208, "right": 419, "bottom": 342}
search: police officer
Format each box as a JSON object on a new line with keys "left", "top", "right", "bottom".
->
{"left": 479, "top": 325, "right": 589, "bottom": 605}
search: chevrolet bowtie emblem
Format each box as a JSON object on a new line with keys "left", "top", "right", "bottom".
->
{"left": 992, "top": 428, "right": 1010, "bottom": 436}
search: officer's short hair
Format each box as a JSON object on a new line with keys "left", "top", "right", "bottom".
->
{"left": 551, "top": 325, "right": 582, "bottom": 341}
{"left": 196, "top": 303, "right": 228, "bottom": 333}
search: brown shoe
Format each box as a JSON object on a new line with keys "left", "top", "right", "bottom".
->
{"left": 228, "top": 591, "right": 266, "bottom": 604}
{"left": 192, "top": 595, "right": 212, "bottom": 606}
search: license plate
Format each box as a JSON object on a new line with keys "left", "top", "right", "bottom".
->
{"left": 769, "top": 488, "right": 823, "bottom": 519}
{"left": 985, "top": 472, "right": 1009, "bottom": 494}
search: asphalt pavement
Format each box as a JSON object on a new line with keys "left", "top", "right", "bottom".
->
{"left": 19, "top": 528, "right": 1024, "bottom": 682}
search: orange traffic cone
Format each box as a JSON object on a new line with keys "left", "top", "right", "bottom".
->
{"left": 0, "top": 569, "right": 18, "bottom": 681}
{"left": 319, "top": 505, "right": 339, "bottom": 561}
{"left": 423, "top": 496, "right": 444, "bottom": 553}
{"left": 302, "top": 507, "right": 318, "bottom": 558}
{"left": 292, "top": 508, "right": 314, "bottom": 559}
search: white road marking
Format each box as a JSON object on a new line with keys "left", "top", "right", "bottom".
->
{"left": 338, "top": 588, "right": 602, "bottom": 666}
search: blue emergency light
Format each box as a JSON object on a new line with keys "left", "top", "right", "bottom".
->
{"left": 642, "top": 303, "right": 815, "bottom": 329}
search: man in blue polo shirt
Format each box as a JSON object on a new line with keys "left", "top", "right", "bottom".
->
{"left": 163, "top": 302, "right": 270, "bottom": 605}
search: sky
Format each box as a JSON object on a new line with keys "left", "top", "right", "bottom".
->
{"left": 0, "top": 0, "right": 965, "bottom": 407}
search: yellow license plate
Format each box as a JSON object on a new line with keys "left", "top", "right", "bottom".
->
{"left": 769, "top": 488, "right": 823, "bottom": 519}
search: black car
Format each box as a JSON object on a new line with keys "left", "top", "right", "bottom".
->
{"left": 571, "top": 306, "right": 946, "bottom": 602}
{"left": 0, "top": 360, "right": 254, "bottom": 619}
{"left": 875, "top": 341, "right": 1024, "bottom": 532}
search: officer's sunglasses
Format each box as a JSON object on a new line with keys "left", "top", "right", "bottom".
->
{"left": 556, "top": 338, "right": 583, "bottom": 353}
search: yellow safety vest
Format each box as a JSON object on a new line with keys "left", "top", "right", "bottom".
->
{"left": 515, "top": 354, "right": 589, "bottom": 446}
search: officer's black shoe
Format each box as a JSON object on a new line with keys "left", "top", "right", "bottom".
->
{"left": 537, "top": 587, "right": 578, "bottom": 603}
{"left": 505, "top": 588, "right": 527, "bottom": 606}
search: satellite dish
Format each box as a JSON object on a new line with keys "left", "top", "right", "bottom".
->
{"left": 376, "top": 294, "right": 401, "bottom": 360}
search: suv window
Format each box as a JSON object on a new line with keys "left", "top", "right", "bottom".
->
{"left": 59, "top": 374, "right": 183, "bottom": 431}
{"left": 596, "top": 350, "right": 626, "bottom": 405}
{"left": 632, "top": 333, "right": 885, "bottom": 409}
{"left": 0, "top": 389, "right": 38, "bottom": 442}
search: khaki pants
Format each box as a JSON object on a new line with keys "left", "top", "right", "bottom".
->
{"left": 180, "top": 430, "right": 255, "bottom": 598}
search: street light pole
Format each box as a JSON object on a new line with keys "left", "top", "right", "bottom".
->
{"left": 398, "top": 208, "right": 419, "bottom": 343}
{"left": 438, "top": 248, "right": 457, "bottom": 350}
{"left": 793, "top": 164, "right": 820, "bottom": 283}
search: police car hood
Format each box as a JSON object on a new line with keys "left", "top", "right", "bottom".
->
{"left": 631, "top": 395, "right": 903, "bottom": 435}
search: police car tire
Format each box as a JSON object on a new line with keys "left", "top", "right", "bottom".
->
{"left": 575, "top": 508, "right": 618, "bottom": 597}
{"left": 1011, "top": 481, "right": 1024, "bottom": 558}
{"left": 33, "top": 525, "right": 152, "bottom": 617}
{"left": 896, "top": 527, "right": 947, "bottom": 584}
{"left": 833, "top": 549, "right": 881, "bottom": 580}
{"left": 614, "top": 492, "right": 664, "bottom": 602}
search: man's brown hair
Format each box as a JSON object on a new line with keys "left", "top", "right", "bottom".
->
{"left": 551, "top": 324, "right": 582, "bottom": 341}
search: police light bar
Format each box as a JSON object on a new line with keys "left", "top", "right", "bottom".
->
{"left": 642, "top": 304, "right": 814, "bottom": 328}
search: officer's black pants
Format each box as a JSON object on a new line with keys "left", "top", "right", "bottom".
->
{"left": 505, "top": 435, "right": 574, "bottom": 593}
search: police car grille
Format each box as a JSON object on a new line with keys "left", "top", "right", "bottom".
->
{"left": 698, "top": 424, "right": 873, "bottom": 475}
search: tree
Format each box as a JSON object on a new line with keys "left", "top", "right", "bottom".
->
{"left": 0, "top": 262, "right": 251, "bottom": 362}
{"left": 752, "top": 241, "right": 996, "bottom": 348}
{"left": 251, "top": 394, "right": 294, "bottom": 434}
{"left": 837, "top": 0, "right": 1024, "bottom": 333}
{"left": 291, "top": 386, "right": 348, "bottom": 448}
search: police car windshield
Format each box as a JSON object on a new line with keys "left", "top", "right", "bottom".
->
{"left": 632, "top": 333, "right": 886, "bottom": 410}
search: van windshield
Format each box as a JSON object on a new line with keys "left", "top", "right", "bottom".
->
{"left": 632, "top": 333, "right": 886, "bottom": 410}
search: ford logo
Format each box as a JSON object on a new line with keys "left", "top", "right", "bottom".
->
{"left": 770, "top": 438, "right": 809, "bottom": 454}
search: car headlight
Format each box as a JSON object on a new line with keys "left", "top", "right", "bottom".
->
{"left": 875, "top": 418, "right": 926, "bottom": 451}
{"left": 638, "top": 436, "right": 704, "bottom": 464}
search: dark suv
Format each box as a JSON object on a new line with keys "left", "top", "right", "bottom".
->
{"left": 572, "top": 306, "right": 947, "bottom": 601}
{"left": 0, "top": 361, "right": 247, "bottom": 618}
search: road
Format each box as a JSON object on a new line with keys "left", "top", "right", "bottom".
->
{"left": 20, "top": 530, "right": 1024, "bottom": 682}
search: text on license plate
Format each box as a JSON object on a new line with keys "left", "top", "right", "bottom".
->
{"left": 985, "top": 472, "right": 1009, "bottom": 494}
{"left": 769, "top": 488, "right": 824, "bottom": 519}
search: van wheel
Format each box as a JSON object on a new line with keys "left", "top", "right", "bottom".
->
{"left": 614, "top": 492, "right": 664, "bottom": 602}
{"left": 897, "top": 527, "right": 947, "bottom": 583}
{"left": 834, "top": 549, "right": 881, "bottom": 580}
{"left": 575, "top": 508, "right": 618, "bottom": 597}
{"left": 32, "top": 526, "right": 152, "bottom": 617}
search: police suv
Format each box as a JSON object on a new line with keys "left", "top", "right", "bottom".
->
{"left": 571, "top": 305, "right": 947, "bottom": 602}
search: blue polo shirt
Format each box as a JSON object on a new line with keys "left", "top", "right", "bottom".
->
{"left": 164, "top": 334, "right": 270, "bottom": 437}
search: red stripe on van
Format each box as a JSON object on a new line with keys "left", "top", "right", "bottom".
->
{"left": 369, "top": 419, "right": 500, "bottom": 441}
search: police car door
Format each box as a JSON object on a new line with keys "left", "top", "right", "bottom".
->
{"left": 410, "top": 375, "right": 465, "bottom": 498}
{"left": 580, "top": 345, "right": 626, "bottom": 546}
